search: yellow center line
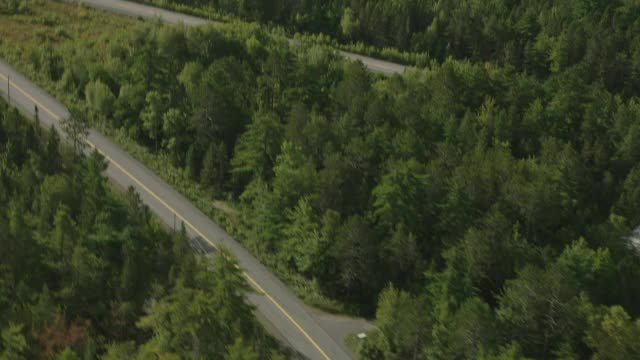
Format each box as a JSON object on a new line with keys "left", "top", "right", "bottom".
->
{"left": 0, "top": 72, "right": 332, "bottom": 360}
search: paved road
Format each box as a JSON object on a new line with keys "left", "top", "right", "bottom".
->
{"left": 0, "top": 60, "right": 354, "bottom": 360}
{"left": 68, "top": 0, "right": 407, "bottom": 75}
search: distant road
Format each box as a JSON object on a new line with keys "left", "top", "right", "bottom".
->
{"left": 0, "top": 59, "right": 355, "bottom": 360}
{"left": 68, "top": 0, "right": 407, "bottom": 75}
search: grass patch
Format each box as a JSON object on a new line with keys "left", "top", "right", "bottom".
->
{"left": 0, "top": 2, "right": 134, "bottom": 47}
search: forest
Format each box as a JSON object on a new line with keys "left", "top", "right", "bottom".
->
{"left": 146, "top": 0, "right": 640, "bottom": 69}
{"left": 0, "top": 101, "right": 283, "bottom": 357}
{"left": 2, "top": 0, "right": 640, "bottom": 359}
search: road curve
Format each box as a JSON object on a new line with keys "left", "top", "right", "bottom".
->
{"left": 67, "top": 0, "right": 407, "bottom": 75}
{"left": 0, "top": 59, "right": 353, "bottom": 360}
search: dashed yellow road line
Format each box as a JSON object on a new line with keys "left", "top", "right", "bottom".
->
{"left": 0, "top": 71, "right": 332, "bottom": 360}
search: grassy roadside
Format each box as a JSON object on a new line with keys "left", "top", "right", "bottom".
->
{"left": 0, "top": 0, "right": 346, "bottom": 314}
{"left": 133, "top": 0, "right": 429, "bottom": 66}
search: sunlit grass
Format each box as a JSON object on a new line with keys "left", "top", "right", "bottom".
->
{"left": 0, "top": 1, "right": 135, "bottom": 49}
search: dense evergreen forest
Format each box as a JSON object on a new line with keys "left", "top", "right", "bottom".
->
{"left": 2, "top": 0, "right": 640, "bottom": 358}
{"left": 0, "top": 101, "right": 282, "bottom": 358}
{"left": 152, "top": 0, "right": 640, "bottom": 69}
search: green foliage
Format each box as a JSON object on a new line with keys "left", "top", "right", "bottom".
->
{"left": 0, "top": 0, "right": 30, "bottom": 15}
{"left": 99, "top": 342, "right": 136, "bottom": 360}
{"left": 615, "top": 164, "right": 640, "bottom": 225}
{"left": 140, "top": 0, "right": 639, "bottom": 70}
{"left": 496, "top": 265, "right": 583, "bottom": 358}
{"left": 3, "top": 1, "right": 640, "bottom": 358}
{"left": 339, "top": 8, "right": 357, "bottom": 40}
{"left": 555, "top": 239, "right": 616, "bottom": 304}
{"left": 140, "top": 90, "right": 166, "bottom": 151}
{"left": 225, "top": 338, "right": 259, "bottom": 360}
{"left": 60, "top": 105, "right": 88, "bottom": 157}
{"left": 369, "top": 285, "right": 428, "bottom": 359}
{"left": 137, "top": 253, "right": 256, "bottom": 358}
{"left": 231, "top": 110, "right": 283, "bottom": 184}
{"left": 200, "top": 140, "right": 227, "bottom": 194}
{"left": 281, "top": 198, "right": 333, "bottom": 275}
{"left": 54, "top": 348, "right": 80, "bottom": 360}
{"left": 586, "top": 306, "right": 640, "bottom": 359}
{"left": 85, "top": 80, "right": 116, "bottom": 121}
{"left": 0, "top": 101, "right": 283, "bottom": 358}
{"left": 372, "top": 158, "right": 428, "bottom": 233}
{"left": 477, "top": 343, "right": 531, "bottom": 360}
{"left": 0, "top": 323, "right": 27, "bottom": 360}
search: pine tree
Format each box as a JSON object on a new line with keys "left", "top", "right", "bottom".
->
{"left": 200, "top": 141, "right": 227, "bottom": 195}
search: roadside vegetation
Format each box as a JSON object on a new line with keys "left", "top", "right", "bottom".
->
{"left": 0, "top": 99, "right": 284, "bottom": 358}
{"left": 136, "top": 0, "right": 430, "bottom": 66}
{"left": 2, "top": 0, "right": 640, "bottom": 359}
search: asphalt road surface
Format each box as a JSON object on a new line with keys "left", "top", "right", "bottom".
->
{"left": 68, "top": 0, "right": 407, "bottom": 75}
{"left": 0, "top": 59, "right": 356, "bottom": 360}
